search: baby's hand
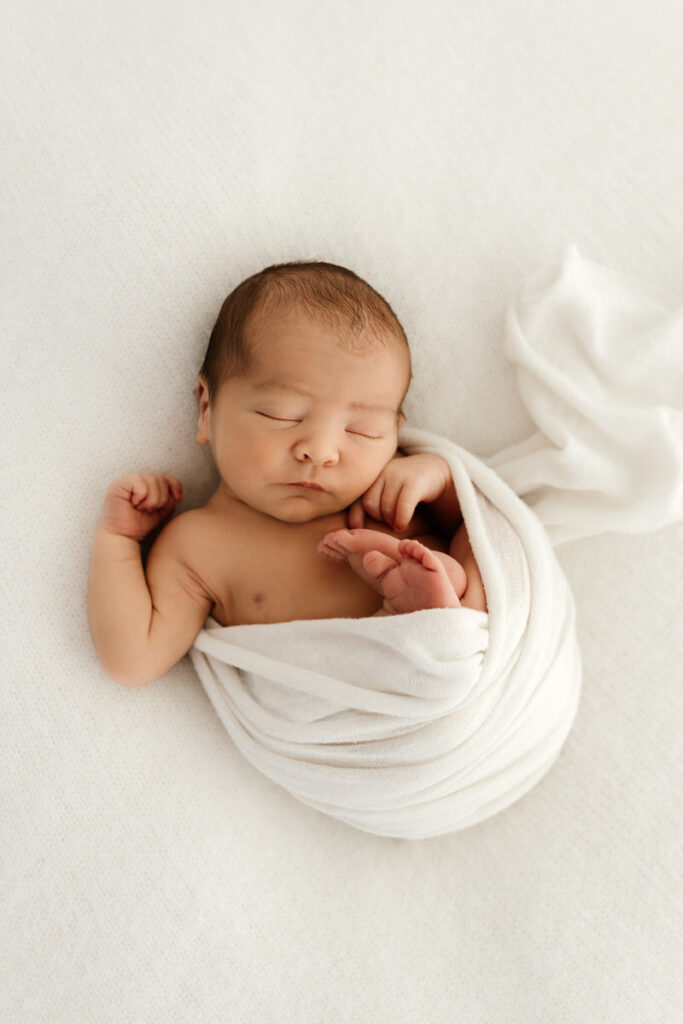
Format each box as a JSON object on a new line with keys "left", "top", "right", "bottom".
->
{"left": 98, "top": 473, "right": 183, "bottom": 542}
{"left": 347, "top": 453, "right": 450, "bottom": 533}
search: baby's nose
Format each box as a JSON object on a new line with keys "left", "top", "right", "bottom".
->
{"left": 294, "top": 439, "right": 340, "bottom": 466}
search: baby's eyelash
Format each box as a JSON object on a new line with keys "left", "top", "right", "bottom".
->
{"left": 257, "top": 412, "right": 380, "bottom": 439}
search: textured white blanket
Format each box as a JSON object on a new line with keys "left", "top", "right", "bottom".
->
{"left": 190, "top": 246, "right": 683, "bottom": 838}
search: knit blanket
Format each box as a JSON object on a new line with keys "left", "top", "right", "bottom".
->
{"left": 190, "top": 246, "right": 682, "bottom": 838}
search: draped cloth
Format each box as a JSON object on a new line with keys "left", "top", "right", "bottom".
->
{"left": 190, "top": 246, "right": 683, "bottom": 838}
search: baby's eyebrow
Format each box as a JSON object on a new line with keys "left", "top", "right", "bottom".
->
{"left": 252, "top": 379, "right": 396, "bottom": 414}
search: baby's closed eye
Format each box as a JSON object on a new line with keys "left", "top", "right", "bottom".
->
{"left": 256, "top": 412, "right": 382, "bottom": 439}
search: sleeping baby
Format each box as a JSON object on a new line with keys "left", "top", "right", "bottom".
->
{"left": 88, "top": 261, "right": 487, "bottom": 686}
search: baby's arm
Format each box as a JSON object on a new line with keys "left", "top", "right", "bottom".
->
{"left": 347, "top": 453, "right": 462, "bottom": 536}
{"left": 88, "top": 473, "right": 212, "bottom": 686}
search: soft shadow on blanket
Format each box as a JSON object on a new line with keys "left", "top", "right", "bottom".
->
{"left": 191, "top": 246, "right": 683, "bottom": 839}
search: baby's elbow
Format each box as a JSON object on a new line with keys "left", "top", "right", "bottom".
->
{"left": 103, "top": 666, "right": 147, "bottom": 687}
{"left": 97, "top": 621, "right": 197, "bottom": 688}
{"left": 111, "top": 670, "right": 155, "bottom": 688}
{"left": 100, "top": 656, "right": 160, "bottom": 688}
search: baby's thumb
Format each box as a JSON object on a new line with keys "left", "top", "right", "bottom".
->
{"left": 347, "top": 499, "right": 365, "bottom": 529}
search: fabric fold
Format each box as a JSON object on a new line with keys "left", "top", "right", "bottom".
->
{"left": 487, "top": 243, "right": 683, "bottom": 544}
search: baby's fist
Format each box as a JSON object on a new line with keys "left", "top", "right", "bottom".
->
{"left": 99, "top": 472, "right": 183, "bottom": 542}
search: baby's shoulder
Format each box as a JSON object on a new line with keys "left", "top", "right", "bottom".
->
{"left": 145, "top": 507, "right": 216, "bottom": 572}
{"left": 145, "top": 507, "right": 226, "bottom": 606}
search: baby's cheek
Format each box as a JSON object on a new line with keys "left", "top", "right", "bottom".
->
{"left": 244, "top": 436, "right": 279, "bottom": 470}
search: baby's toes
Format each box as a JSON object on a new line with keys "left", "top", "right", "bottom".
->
{"left": 325, "top": 528, "right": 359, "bottom": 552}
{"left": 397, "top": 538, "right": 424, "bottom": 558}
{"left": 398, "top": 539, "right": 438, "bottom": 569}
{"left": 317, "top": 539, "right": 344, "bottom": 561}
{"left": 322, "top": 528, "right": 348, "bottom": 544}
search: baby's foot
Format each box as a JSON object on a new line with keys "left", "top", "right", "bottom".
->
{"left": 317, "top": 528, "right": 400, "bottom": 594}
{"left": 368, "top": 539, "right": 465, "bottom": 614}
{"left": 318, "top": 529, "right": 466, "bottom": 614}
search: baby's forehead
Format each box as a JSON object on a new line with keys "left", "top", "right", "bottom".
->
{"left": 252, "top": 334, "right": 399, "bottom": 368}
{"left": 252, "top": 306, "right": 403, "bottom": 359}
{"left": 245, "top": 301, "right": 410, "bottom": 391}
{"left": 251, "top": 338, "right": 406, "bottom": 390}
{"left": 252, "top": 299, "right": 381, "bottom": 342}
{"left": 244, "top": 347, "right": 402, "bottom": 411}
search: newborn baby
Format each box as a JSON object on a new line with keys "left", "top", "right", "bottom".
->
{"left": 88, "top": 261, "right": 487, "bottom": 686}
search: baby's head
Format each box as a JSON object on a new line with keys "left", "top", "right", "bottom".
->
{"left": 196, "top": 261, "right": 412, "bottom": 523}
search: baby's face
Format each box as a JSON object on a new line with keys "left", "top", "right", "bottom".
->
{"left": 196, "top": 306, "right": 409, "bottom": 523}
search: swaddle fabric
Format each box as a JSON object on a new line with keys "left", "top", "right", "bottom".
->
{"left": 190, "top": 246, "right": 683, "bottom": 838}
{"left": 488, "top": 244, "right": 683, "bottom": 544}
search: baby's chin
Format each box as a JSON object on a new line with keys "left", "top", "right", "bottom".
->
{"left": 263, "top": 493, "right": 353, "bottom": 524}
{"left": 269, "top": 507, "right": 346, "bottom": 524}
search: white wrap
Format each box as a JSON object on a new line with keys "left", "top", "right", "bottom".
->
{"left": 190, "top": 246, "right": 683, "bottom": 838}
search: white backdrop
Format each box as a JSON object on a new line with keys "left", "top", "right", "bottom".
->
{"left": 2, "top": 1, "right": 681, "bottom": 1021}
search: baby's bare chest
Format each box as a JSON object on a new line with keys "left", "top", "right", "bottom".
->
{"left": 196, "top": 506, "right": 445, "bottom": 627}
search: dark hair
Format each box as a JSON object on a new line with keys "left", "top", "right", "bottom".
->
{"left": 199, "top": 260, "right": 412, "bottom": 403}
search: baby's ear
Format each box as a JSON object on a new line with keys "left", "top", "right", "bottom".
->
{"left": 196, "top": 376, "right": 211, "bottom": 444}
{"left": 196, "top": 374, "right": 208, "bottom": 403}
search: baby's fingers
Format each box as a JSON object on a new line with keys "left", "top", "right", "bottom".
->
{"left": 377, "top": 477, "right": 414, "bottom": 531}
{"left": 130, "top": 473, "right": 179, "bottom": 511}
{"left": 165, "top": 475, "right": 183, "bottom": 502}
{"left": 158, "top": 494, "right": 177, "bottom": 518}
{"left": 360, "top": 478, "right": 386, "bottom": 523}
{"left": 132, "top": 475, "right": 161, "bottom": 510}
{"left": 347, "top": 499, "right": 366, "bottom": 529}
{"left": 127, "top": 475, "right": 152, "bottom": 508}
{"left": 392, "top": 484, "right": 419, "bottom": 533}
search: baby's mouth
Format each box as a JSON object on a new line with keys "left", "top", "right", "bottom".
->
{"left": 286, "top": 481, "right": 326, "bottom": 492}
